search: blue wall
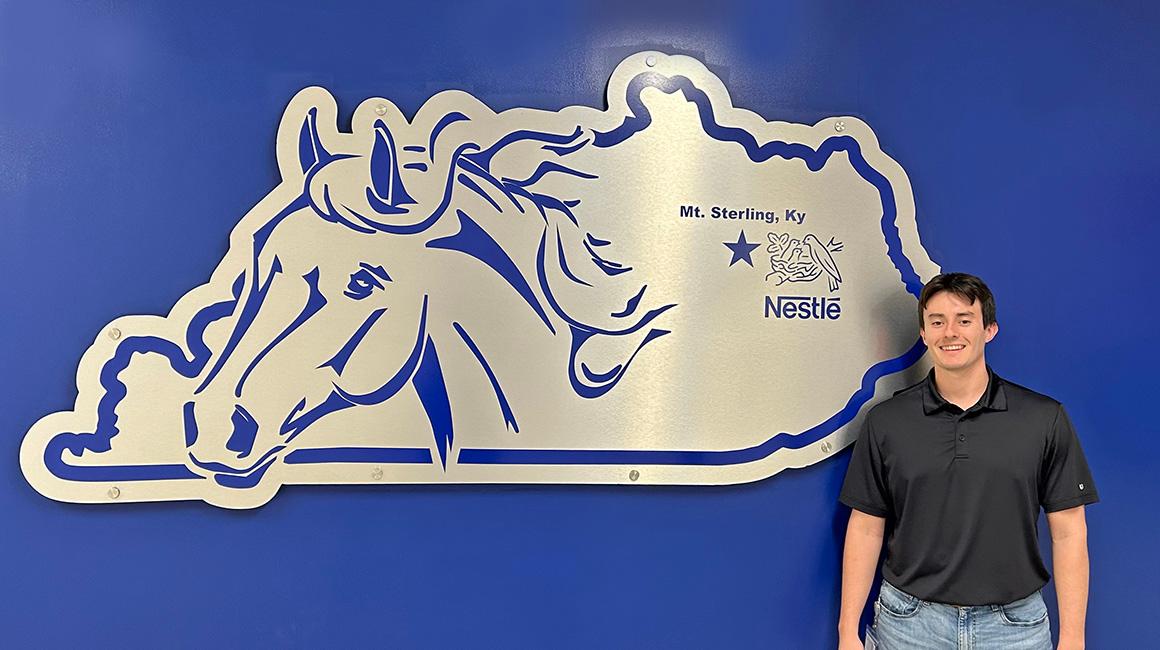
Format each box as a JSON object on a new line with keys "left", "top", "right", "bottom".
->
{"left": 2, "top": 1, "right": 1157, "bottom": 647}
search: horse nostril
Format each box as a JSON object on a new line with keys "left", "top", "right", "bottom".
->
{"left": 225, "top": 404, "right": 259, "bottom": 459}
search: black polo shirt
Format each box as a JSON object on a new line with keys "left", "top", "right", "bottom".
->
{"left": 839, "top": 368, "right": 1098, "bottom": 606}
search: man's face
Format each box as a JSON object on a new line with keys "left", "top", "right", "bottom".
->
{"left": 920, "top": 291, "right": 998, "bottom": 373}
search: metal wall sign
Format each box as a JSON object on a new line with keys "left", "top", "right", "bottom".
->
{"left": 20, "top": 52, "right": 938, "bottom": 508}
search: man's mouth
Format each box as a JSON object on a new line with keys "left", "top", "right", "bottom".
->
{"left": 939, "top": 344, "right": 965, "bottom": 351}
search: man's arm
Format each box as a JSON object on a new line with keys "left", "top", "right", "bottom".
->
{"left": 1047, "top": 505, "right": 1089, "bottom": 650}
{"left": 838, "top": 509, "right": 885, "bottom": 649}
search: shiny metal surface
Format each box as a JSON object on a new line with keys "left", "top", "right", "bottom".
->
{"left": 21, "top": 52, "right": 936, "bottom": 507}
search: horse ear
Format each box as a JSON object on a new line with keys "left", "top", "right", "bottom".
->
{"left": 275, "top": 87, "right": 338, "bottom": 180}
{"left": 297, "top": 108, "right": 330, "bottom": 174}
{"left": 365, "top": 119, "right": 415, "bottom": 213}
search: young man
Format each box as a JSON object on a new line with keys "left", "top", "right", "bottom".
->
{"left": 837, "top": 273, "right": 1097, "bottom": 650}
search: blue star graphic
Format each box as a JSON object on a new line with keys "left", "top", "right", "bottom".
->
{"left": 723, "top": 230, "right": 760, "bottom": 267}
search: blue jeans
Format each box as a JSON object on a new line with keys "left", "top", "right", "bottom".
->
{"left": 869, "top": 581, "right": 1052, "bottom": 650}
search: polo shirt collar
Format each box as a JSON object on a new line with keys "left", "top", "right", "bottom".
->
{"left": 921, "top": 367, "right": 1008, "bottom": 415}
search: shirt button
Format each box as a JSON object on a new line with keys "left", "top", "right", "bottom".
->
{"left": 959, "top": 435, "right": 966, "bottom": 442}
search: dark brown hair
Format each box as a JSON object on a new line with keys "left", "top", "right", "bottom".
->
{"left": 918, "top": 273, "right": 997, "bottom": 329}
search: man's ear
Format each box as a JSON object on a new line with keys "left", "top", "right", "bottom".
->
{"left": 984, "top": 321, "right": 999, "bottom": 343}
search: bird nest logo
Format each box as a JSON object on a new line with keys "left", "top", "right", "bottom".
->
{"left": 765, "top": 232, "right": 844, "bottom": 291}
{"left": 20, "top": 52, "right": 938, "bottom": 508}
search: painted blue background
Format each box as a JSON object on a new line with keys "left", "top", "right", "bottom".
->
{"left": 2, "top": 1, "right": 1157, "bottom": 647}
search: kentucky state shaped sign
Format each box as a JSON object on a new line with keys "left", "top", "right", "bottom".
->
{"left": 21, "top": 52, "right": 938, "bottom": 508}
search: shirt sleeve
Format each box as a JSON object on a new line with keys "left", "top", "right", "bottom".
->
{"left": 1040, "top": 404, "right": 1099, "bottom": 512}
{"left": 839, "top": 412, "right": 890, "bottom": 518}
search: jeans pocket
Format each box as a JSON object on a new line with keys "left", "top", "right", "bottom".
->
{"left": 997, "top": 591, "right": 1049, "bottom": 626}
{"left": 877, "top": 582, "right": 923, "bottom": 618}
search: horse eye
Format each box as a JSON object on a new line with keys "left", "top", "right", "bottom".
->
{"left": 344, "top": 269, "right": 383, "bottom": 300}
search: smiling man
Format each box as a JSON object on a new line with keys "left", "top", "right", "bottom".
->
{"left": 837, "top": 273, "right": 1097, "bottom": 650}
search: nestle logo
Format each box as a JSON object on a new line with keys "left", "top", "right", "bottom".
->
{"left": 764, "top": 295, "right": 841, "bottom": 320}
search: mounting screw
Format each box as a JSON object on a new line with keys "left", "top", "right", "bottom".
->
{"left": 628, "top": 469, "right": 640, "bottom": 482}
{"left": 834, "top": 121, "right": 846, "bottom": 132}
{"left": 107, "top": 327, "right": 122, "bottom": 340}
{"left": 375, "top": 104, "right": 388, "bottom": 116}
{"left": 371, "top": 467, "right": 383, "bottom": 481}
{"left": 645, "top": 55, "right": 657, "bottom": 67}
{"left": 107, "top": 487, "right": 121, "bottom": 499}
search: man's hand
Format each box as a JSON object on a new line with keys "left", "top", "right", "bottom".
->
{"left": 837, "top": 635, "right": 863, "bottom": 650}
